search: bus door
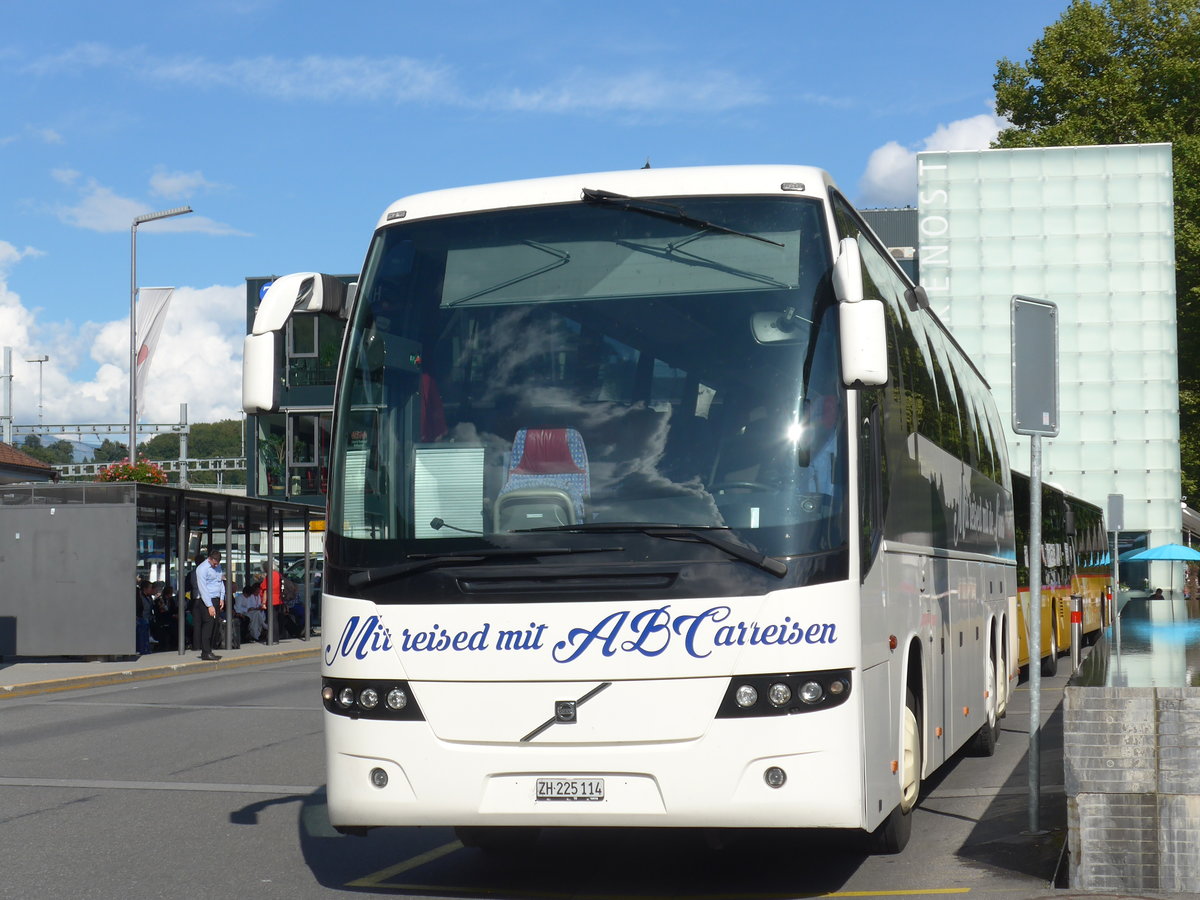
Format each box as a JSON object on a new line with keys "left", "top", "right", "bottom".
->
{"left": 920, "top": 553, "right": 949, "bottom": 771}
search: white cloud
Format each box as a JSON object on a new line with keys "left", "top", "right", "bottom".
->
{"left": 0, "top": 241, "right": 45, "bottom": 270}
{"left": 0, "top": 246, "right": 245, "bottom": 444}
{"left": 30, "top": 127, "right": 63, "bottom": 144}
{"left": 857, "top": 112, "right": 1008, "bottom": 207}
{"left": 0, "top": 246, "right": 39, "bottom": 371}
{"left": 131, "top": 284, "right": 247, "bottom": 424}
{"left": 21, "top": 43, "right": 770, "bottom": 116}
{"left": 150, "top": 168, "right": 219, "bottom": 201}
{"left": 213, "top": 55, "right": 452, "bottom": 103}
{"left": 489, "top": 69, "right": 767, "bottom": 114}
{"left": 54, "top": 179, "right": 146, "bottom": 232}
{"left": 0, "top": 124, "right": 64, "bottom": 148}
{"left": 25, "top": 43, "right": 455, "bottom": 105}
{"left": 53, "top": 173, "right": 247, "bottom": 236}
{"left": 858, "top": 141, "right": 921, "bottom": 208}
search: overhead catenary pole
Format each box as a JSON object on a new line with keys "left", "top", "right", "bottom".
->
{"left": 1, "top": 347, "right": 12, "bottom": 444}
{"left": 26, "top": 355, "right": 48, "bottom": 425}
{"left": 130, "top": 206, "right": 192, "bottom": 466}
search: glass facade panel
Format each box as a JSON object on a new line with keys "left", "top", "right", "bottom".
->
{"left": 919, "top": 143, "right": 1179, "bottom": 555}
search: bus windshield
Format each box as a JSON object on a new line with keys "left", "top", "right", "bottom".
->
{"left": 329, "top": 195, "right": 847, "bottom": 568}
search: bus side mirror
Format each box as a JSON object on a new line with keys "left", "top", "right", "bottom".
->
{"left": 243, "top": 331, "right": 282, "bottom": 413}
{"left": 834, "top": 238, "right": 888, "bottom": 387}
{"left": 832, "top": 237, "right": 864, "bottom": 304}
{"left": 840, "top": 300, "right": 888, "bottom": 387}
{"left": 253, "top": 273, "right": 350, "bottom": 332}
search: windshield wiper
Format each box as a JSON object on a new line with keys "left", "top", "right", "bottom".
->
{"left": 581, "top": 188, "right": 784, "bottom": 248}
{"left": 522, "top": 522, "right": 788, "bottom": 578}
{"left": 348, "top": 546, "right": 620, "bottom": 588}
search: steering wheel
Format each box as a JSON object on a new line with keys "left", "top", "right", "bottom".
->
{"left": 709, "top": 481, "right": 773, "bottom": 493}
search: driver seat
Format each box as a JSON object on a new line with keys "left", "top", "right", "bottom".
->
{"left": 711, "top": 416, "right": 787, "bottom": 489}
{"left": 494, "top": 427, "right": 590, "bottom": 531}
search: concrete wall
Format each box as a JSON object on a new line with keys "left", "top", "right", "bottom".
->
{"left": 0, "top": 502, "right": 136, "bottom": 656}
{"left": 1065, "top": 685, "right": 1200, "bottom": 892}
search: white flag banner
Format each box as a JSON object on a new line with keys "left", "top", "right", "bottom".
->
{"left": 135, "top": 287, "right": 174, "bottom": 418}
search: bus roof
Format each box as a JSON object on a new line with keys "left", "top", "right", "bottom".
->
{"left": 376, "top": 165, "right": 838, "bottom": 228}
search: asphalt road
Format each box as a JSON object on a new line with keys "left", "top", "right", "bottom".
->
{"left": 0, "top": 655, "right": 1108, "bottom": 900}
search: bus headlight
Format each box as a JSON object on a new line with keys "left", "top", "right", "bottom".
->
{"left": 716, "top": 670, "right": 852, "bottom": 718}
{"left": 321, "top": 678, "right": 424, "bottom": 720}
{"left": 799, "top": 681, "right": 824, "bottom": 704}
{"left": 767, "top": 683, "right": 792, "bottom": 707}
{"left": 734, "top": 684, "right": 759, "bottom": 708}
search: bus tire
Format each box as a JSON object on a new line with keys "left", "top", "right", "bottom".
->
{"left": 997, "top": 635, "right": 1009, "bottom": 719}
{"left": 969, "top": 654, "right": 999, "bottom": 757}
{"left": 866, "top": 688, "right": 920, "bottom": 854}
{"left": 454, "top": 826, "right": 541, "bottom": 853}
{"left": 1040, "top": 626, "right": 1059, "bottom": 677}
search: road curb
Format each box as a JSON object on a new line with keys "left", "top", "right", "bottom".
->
{"left": 0, "top": 646, "right": 320, "bottom": 699}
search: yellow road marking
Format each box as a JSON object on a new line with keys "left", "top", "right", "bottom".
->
{"left": 345, "top": 840, "right": 463, "bottom": 888}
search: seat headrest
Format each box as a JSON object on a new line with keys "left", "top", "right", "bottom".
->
{"left": 510, "top": 428, "right": 586, "bottom": 474}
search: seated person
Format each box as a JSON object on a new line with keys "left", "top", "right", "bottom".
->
{"left": 151, "top": 585, "right": 179, "bottom": 651}
{"left": 233, "top": 581, "right": 266, "bottom": 643}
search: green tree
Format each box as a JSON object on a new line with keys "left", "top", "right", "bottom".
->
{"left": 92, "top": 439, "right": 129, "bottom": 463}
{"left": 20, "top": 434, "right": 75, "bottom": 465}
{"left": 993, "top": 0, "right": 1200, "bottom": 495}
{"left": 140, "top": 419, "right": 246, "bottom": 485}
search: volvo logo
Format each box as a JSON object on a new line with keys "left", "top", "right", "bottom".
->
{"left": 521, "top": 683, "right": 611, "bottom": 742}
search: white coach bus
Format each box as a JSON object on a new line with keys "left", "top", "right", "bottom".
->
{"left": 244, "top": 165, "right": 1016, "bottom": 853}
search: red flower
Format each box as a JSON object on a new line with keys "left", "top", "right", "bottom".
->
{"left": 98, "top": 457, "right": 168, "bottom": 485}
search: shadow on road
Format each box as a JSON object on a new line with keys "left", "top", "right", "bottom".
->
{"left": 927, "top": 681, "right": 1068, "bottom": 886}
{"left": 283, "top": 790, "right": 876, "bottom": 897}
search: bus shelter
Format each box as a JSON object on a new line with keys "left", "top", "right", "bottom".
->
{"left": 0, "top": 482, "right": 321, "bottom": 659}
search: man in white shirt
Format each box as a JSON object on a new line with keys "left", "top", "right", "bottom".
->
{"left": 193, "top": 549, "right": 226, "bottom": 661}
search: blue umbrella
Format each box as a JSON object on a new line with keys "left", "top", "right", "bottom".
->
{"left": 1125, "top": 543, "right": 1200, "bottom": 600}
{"left": 1126, "top": 543, "right": 1200, "bottom": 562}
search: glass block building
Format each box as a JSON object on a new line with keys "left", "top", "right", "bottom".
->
{"left": 914, "top": 143, "right": 1179, "bottom": 564}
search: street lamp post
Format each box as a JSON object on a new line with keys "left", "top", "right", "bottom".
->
{"left": 130, "top": 206, "right": 192, "bottom": 464}
{"left": 26, "top": 354, "right": 48, "bottom": 425}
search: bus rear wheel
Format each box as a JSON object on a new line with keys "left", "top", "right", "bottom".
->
{"left": 1040, "top": 626, "right": 1059, "bottom": 677}
{"left": 866, "top": 688, "right": 921, "bottom": 854}
{"left": 969, "top": 654, "right": 999, "bottom": 757}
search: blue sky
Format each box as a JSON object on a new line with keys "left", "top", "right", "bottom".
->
{"left": 0, "top": 0, "right": 1070, "bottom": 436}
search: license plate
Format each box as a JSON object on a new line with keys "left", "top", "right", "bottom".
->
{"left": 535, "top": 777, "right": 605, "bottom": 801}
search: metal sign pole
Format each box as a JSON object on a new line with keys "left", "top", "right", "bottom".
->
{"left": 1011, "top": 295, "right": 1058, "bottom": 837}
{"left": 1108, "top": 494, "right": 1124, "bottom": 681}
{"left": 1028, "top": 434, "right": 1043, "bottom": 834}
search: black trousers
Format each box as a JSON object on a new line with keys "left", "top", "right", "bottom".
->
{"left": 193, "top": 604, "right": 215, "bottom": 656}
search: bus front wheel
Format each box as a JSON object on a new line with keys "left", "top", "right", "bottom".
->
{"left": 866, "top": 688, "right": 921, "bottom": 854}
